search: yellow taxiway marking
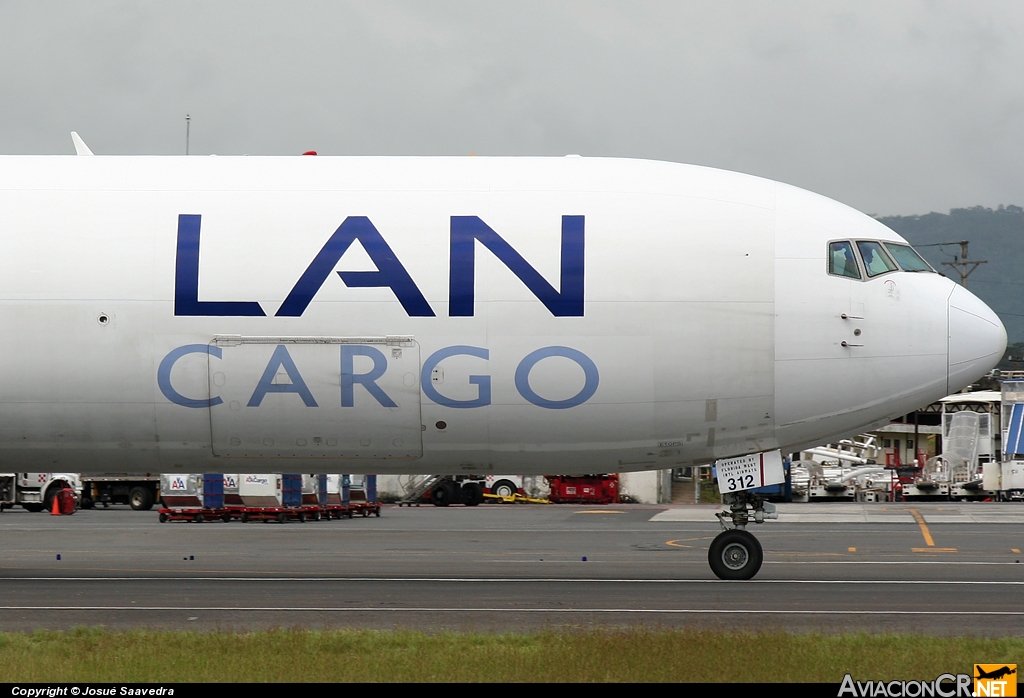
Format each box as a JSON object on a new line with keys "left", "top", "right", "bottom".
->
{"left": 573, "top": 510, "right": 625, "bottom": 514}
{"left": 848, "top": 547, "right": 857, "bottom": 552}
{"left": 666, "top": 537, "right": 714, "bottom": 549}
{"left": 909, "top": 509, "right": 935, "bottom": 547}
{"left": 912, "top": 548, "right": 958, "bottom": 553}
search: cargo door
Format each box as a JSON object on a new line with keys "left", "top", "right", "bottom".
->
{"left": 208, "top": 336, "right": 422, "bottom": 459}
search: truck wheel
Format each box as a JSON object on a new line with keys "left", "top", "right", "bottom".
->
{"left": 431, "top": 481, "right": 456, "bottom": 507}
{"left": 491, "top": 480, "right": 517, "bottom": 498}
{"left": 462, "top": 482, "right": 483, "bottom": 506}
{"left": 129, "top": 487, "right": 154, "bottom": 511}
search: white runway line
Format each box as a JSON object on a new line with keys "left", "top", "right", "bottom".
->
{"left": 649, "top": 506, "right": 1024, "bottom": 524}
{"left": 1, "top": 606, "right": 1023, "bottom": 616}
{"left": 4, "top": 576, "right": 1024, "bottom": 584}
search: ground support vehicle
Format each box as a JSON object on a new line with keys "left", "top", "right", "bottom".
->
{"left": 81, "top": 474, "right": 160, "bottom": 510}
{"left": 349, "top": 501, "right": 381, "bottom": 517}
{"left": 321, "top": 504, "right": 354, "bottom": 519}
{"left": 157, "top": 507, "right": 233, "bottom": 523}
{"left": 397, "top": 475, "right": 487, "bottom": 507}
{"left": 483, "top": 492, "right": 550, "bottom": 504}
{"left": 545, "top": 475, "right": 619, "bottom": 504}
{"left": 229, "top": 505, "right": 304, "bottom": 523}
{"left": 485, "top": 476, "right": 523, "bottom": 498}
{"left": 0, "top": 473, "right": 81, "bottom": 512}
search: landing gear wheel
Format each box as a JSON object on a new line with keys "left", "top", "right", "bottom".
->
{"left": 708, "top": 529, "right": 763, "bottom": 580}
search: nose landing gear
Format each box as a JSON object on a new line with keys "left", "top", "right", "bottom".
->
{"left": 709, "top": 491, "right": 777, "bottom": 580}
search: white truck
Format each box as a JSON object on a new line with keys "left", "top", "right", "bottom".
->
{"left": 79, "top": 473, "right": 161, "bottom": 510}
{"left": 0, "top": 472, "right": 82, "bottom": 512}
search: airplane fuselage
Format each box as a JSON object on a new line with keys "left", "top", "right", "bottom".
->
{"left": 0, "top": 155, "right": 1005, "bottom": 474}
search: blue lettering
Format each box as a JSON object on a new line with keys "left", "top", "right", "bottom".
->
{"left": 341, "top": 345, "right": 397, "bottom": 407}
{"left": 276, "top": 217, "right": 434, "bottom": 317}
{"left": 247, "top": 345, "right": 318, "bottom": 407}
{"left": 449, "top": 215, "right": 584, "bottom": 317}
{"left": 514, "top": 346, "right": 599, "bottom": 409}
{"left": 421, "top": 346, "right": 491, "bottom": 408}
{"left": 157, "top": 344, "right": 224, "bottom": 408}
{"left": 174, "top": 215, "right": 266, "bottom": 316}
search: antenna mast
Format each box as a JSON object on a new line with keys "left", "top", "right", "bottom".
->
{"left": 185, "top": 114, "right": 191, "bottom": 155}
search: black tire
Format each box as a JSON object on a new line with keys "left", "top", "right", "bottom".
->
{"left": 158, "top": 513, "right": 168, "bottom": 523}
{"left": 43, "top": 486, "right": 59, "bottom": 513}
{"left": 462, "top": 482, "right": 483, "bottom": 506}
{"left": 222, "top": 513, "right": 232, "bottom": 523}
{"left": 297, "top": 512, "right": 306, "bottom": 523}
{"left": 240, "top": 512, "right": 249, "bottom": 523}
{"left": 194, "top": 513, "right": 204, "bottom": 523}
{"left": 374, "top": 508, "right": 380, "bottom": 517}
{"left": 277, "top": 512, "right": 287, "bottom": 523}
{"left": 491, "top": 480, "right": 517, "bottom": 498}
{"left": 708, "top": 529, "right": 763, "bottom": 581}
{"left": 129, "top": 487, "right": 154, "bottom": 511}
{"left": 430, "top": 481, "right": 456, "bottom": 507}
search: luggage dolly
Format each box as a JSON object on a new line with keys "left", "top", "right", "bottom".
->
{"left": 229, "top": 506, "right": 308, "bottom": 523}
{"left": 157, "top": 507, "right": 233, "bottom": 523}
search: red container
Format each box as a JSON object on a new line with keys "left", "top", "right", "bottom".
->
{"left": 545, "top": 475, "right": 618, "bottom": 504}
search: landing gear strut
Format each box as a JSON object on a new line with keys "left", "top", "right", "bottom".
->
{"left": 709, "top": 491, "right": 777, "bottom": 580}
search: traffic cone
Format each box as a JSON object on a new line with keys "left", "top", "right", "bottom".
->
{"left": 50, "top": 495, "right": 60, "bottom": 516}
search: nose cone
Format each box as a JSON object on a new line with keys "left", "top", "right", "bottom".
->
{"left": 948, "top": 284, "right": 1007, "bottom": 393}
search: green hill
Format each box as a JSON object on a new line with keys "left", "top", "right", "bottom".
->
{"left": 875, "top": 206, "right": 1024, "bottom": 344}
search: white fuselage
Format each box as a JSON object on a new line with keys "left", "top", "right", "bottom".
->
{"left": 0, "top": 156, "right": 1006, "bottom": 474}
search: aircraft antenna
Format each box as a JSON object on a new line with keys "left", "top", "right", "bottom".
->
{"left": 185, "top": 114, "right": 191, "bottom": 155}
{"left": 917, "top": 240, "right": 986, "bottom": 288}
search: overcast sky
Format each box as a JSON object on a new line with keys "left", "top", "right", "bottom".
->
{"left": 1, "top": 1, "right": 1022, "bottom": 215}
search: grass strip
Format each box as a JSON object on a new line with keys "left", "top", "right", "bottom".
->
{"left": 0, "top": 627, "right": 1021, "bottom": 682}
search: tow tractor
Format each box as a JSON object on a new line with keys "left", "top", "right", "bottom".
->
{"left": 707, "top": 450, "right": 783, "bottom": 580}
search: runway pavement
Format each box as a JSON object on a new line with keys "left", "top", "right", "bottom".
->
{"left": 0, "top": 501, "right": 1022, "bottom": 635}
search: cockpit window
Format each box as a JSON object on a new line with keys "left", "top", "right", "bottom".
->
{"left": 856, "top": 241, "right": 898, "bottom": 277}
{"left": 828, "top": 241, "right": 862, "bottom": 279}
{"left": 884, "top": 243, "right": 934, "bottom": 272}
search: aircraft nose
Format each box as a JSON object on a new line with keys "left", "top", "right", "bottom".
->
{"left": 948, "top": 284, "right": 1007, "bottom": 393}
